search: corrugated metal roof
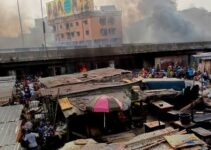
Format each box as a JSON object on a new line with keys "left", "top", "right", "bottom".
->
{"left": 60, "top": 90, "right": 131, "bottom": 118}
{"left": 39, "top": 81, "right": 133, "bottom": 97}
{"left": 0, "top": 76, "right": 16, "bottom": 105}
{"left": 0, "top": 105, "right": 23, "bottom": 123}
{"left": 0, "top": 121, "right": 21, "bottom": 148}
{"left": 0, "top": 144, "right": 20, "bottom": 150}
{"left": 39, "top": 68, "right": 131, "bottom": 88}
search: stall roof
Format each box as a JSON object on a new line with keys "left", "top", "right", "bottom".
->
{"left": 60, "top": 90, "right": 131, "bottom": 118}
{"left": 0, "top": 105, "right": 23, "bottom": 150}
{"left": 0, "top": 76, "right": 16, "bottom": 105}
{"left": 0, "top": 121, "right": 21, "bottom": 148}
{"left": 39, "top": 68, "right": 131, "bottom": 88}
{"left": 0, "top": 105, "right": 23, "bottom": 123}
{"left": 40, "top": 81, "right": 124, "bottom": 97}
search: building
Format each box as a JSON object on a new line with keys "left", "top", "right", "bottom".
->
{"left": 47, "top": 1, "right": 122, "bottom": 48}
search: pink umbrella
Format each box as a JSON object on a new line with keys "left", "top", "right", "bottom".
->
{"left": 87, "top": 95, "right": 123, "bottom": 128}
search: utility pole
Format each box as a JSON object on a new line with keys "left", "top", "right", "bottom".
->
{"left": 17, "top": 0, "right": 25, "bottom": 48}
{"left": 40, "top": 0, "right": 47, "bottom": 49}
{"left": 40, "top": 0, "right": 48, "bottom": 58}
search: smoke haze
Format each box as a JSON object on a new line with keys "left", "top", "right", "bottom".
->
{"left": 105, "top": 0, "right": 211, "bottom": 43}
{"left": 0, "top": 0, "right": 211, "bottom": 44}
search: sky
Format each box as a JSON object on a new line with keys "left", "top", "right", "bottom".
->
{"left": 176, "top": 0, "right": 211, "bottom": 11}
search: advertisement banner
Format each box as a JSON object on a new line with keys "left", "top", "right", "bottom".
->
{"left": 47, "top": 0, "right": 94, "bottom": 20}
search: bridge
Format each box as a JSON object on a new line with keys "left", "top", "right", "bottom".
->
{"left": 0, "top": 41, "right": 211, "bottom": 63}
{"left": 0, "top": 41, "right": 211, "bottom": 76}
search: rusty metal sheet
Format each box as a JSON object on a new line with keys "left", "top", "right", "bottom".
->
{"left": 39, "top": 68, "right": 132, "bottom": 88}
{"left": 59, "top": 97, "right": 73, "bottom": 110}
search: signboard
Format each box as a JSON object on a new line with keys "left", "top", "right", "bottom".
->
{"left": 47, "top": 0, "right": 94, "bottom": 20}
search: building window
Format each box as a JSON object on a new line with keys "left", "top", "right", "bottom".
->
{"left": 70, "top": 23, "right": 73, "bottom": 27}
{"left": 100, "top": 28, "right": 107, "bottom": 36}
{"left": 99, "top": 17, "right": 106, "bottom": 26}
{"left": 108, "top": 17, "right": 115, "bottom": 25}
{"left": 77, "top": 32, "right": 80, "bottom": 36}
{"left": 71, "top": 32, "right": 75, "bottom": 37}
{"left": 86, "top": 30, "right": 89, "bottom": 35}
{"left": 108, "top": 28, "right": 116, "bottom": 35}
{"left": 76, "top": 22, "right": 79, "bottom": 26}
{"left": 83, "top": 20, "right": 88, "bottom": 25}
{"left": 61, "top": 34, "right": 64, "bottom": 39}
{"left": 60, "top": 24, "right": 63, "bottom": 29}
{"left": 67, "top": 32, "right": 71, "bottom": 39}
{"left": 66, "top": 23, "right": 69, "bottom": 30}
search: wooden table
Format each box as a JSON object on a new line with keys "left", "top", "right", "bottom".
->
{"left": 144, "top": 121, "right": 165, "bottom": 132}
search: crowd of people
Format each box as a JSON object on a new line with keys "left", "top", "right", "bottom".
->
{"left": 134, "top": 64, "right": 210, "bottom": 88}
{"left": 12, "top": 75, "right": 63, "bottom": 150}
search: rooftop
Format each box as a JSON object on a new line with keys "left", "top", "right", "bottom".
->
{"left": 0, "top": 76, "right": 16, "bottom": 105}
{"left": 39, "top": 67, "right": 132, "bottom": 88}
{"left": 0, "top": 105, "right": 23, "bottom": 149}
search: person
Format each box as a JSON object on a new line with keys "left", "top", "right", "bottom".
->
{"left": 23, "top": 121, "right": 33, "bottom": 130}
{"left": 24, "top": 130, "right": 39, "bottom": 150}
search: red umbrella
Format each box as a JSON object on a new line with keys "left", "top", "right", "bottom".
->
{"left": 86, "top": 95, "right": 123, "bottom": 128}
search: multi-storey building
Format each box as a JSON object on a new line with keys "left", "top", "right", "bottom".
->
{"left": 48, "top": 3, "right": 122, "bottom": 48}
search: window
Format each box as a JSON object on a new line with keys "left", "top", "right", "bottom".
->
{"left": 70, "top": 23, "right": 73, "bottom": 27}
{"left": 99, "top": 17, "right": 106, "bottom": 26}
{"left": 108, "top": 28, "right": 116, "bottom": 35}
{"left": 77, "top": 32, "right": 80, "bottom": 36}
{"left": 60, "top": 24, "right": 63, "bottom": 29}
{"left": 83, "top": 20, "right": 88, "bottom": 25}
{"left": 61, "top": 34, "right": 64, "bottom": 39}
{"left": 108, "top": 17, "right": 115, "bottom": 25}
{"left": 100, "top": 28, "right": 108, "bottom": 36}
{"left": 86, "top": 30, "right": 89, "bottom": 35}
{"left": 71, "top": 32, "right": 75, "bottom": 37}
{"left": 76, "top": 22, "right": 79, "bottom": 26}
{"left": 67, "top": 32, "right": 71, "bottom": 39}
{"left": 66, "top": 23, "right": 69, "bottom": 30}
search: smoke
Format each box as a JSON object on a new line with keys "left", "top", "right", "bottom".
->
{"left": 101, "top": 0, "right": 211, "bottom": 43}
{"left": 0, "top": 1, "right": 41, "bottom": 38}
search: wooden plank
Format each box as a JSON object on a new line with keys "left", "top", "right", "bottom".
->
{"left": 191, "top": 127, "right": 211, "bottom": 137}
{"left": 59, "top": 97, "right": 73, "bottom": 110}
{"left": 102, "top": 131, "right": 135, "bottom": 143}
{"left": 125, "top": 127, "right": 179, "bottom": 150}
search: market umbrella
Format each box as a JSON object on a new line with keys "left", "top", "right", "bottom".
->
{"left": 86, "top": 95, "right": 123, "bottom": 128}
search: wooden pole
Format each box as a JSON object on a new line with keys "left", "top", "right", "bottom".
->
{"left": 54, "top": 88, "right": 60, "bottom": 128}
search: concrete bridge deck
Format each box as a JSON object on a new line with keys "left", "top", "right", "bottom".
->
{"left": 0, "top": 41, "right": 211, "bottom": 64}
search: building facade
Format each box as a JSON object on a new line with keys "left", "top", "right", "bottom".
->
{"left": 48, "top": 6, "right": 122, "bottom": 48}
